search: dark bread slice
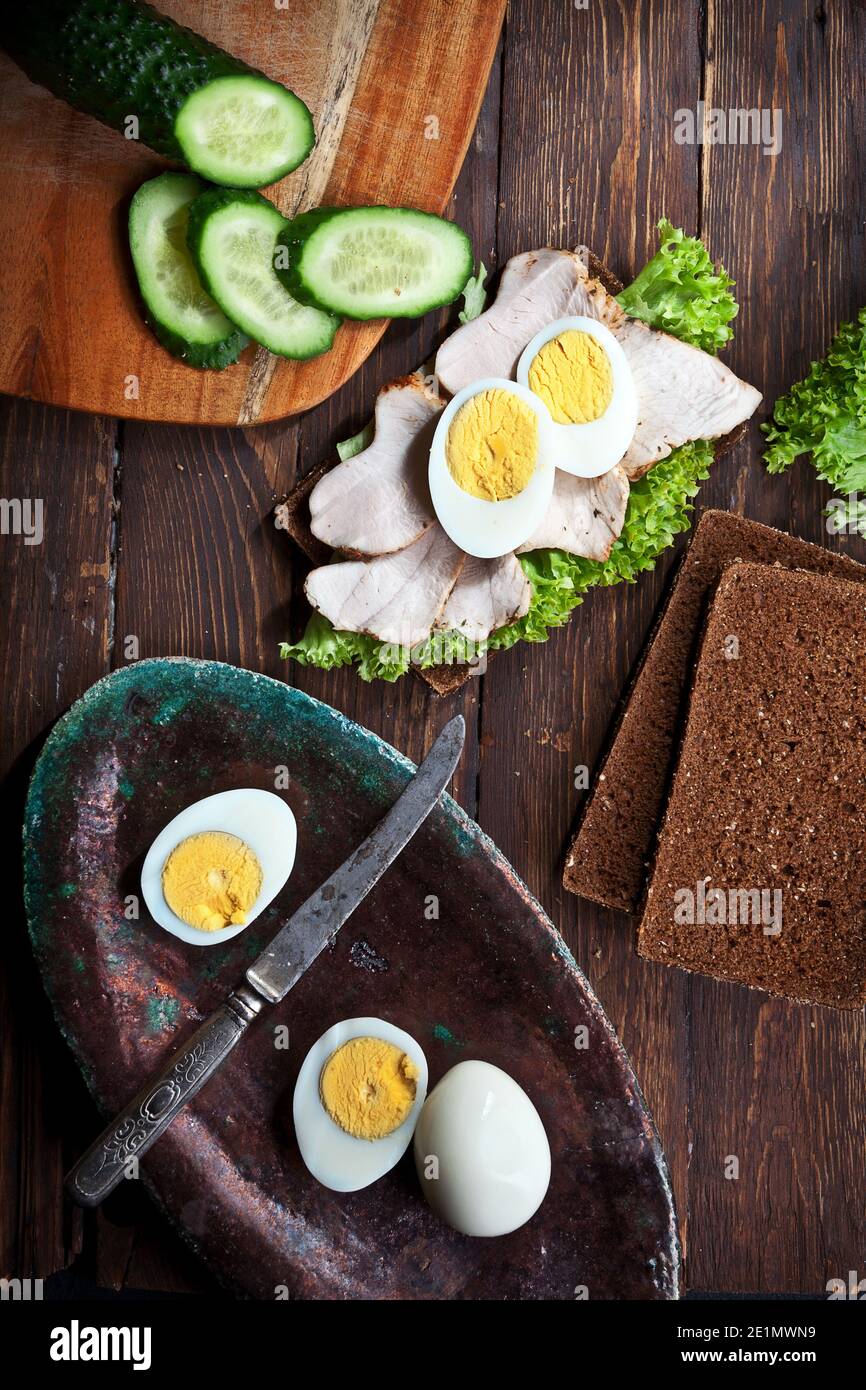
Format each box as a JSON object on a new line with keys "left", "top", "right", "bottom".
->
{"left": 638, "top": 563, "right": 866, "bottom": 1009}
{"left": 414, "top": 656, "right": 485, "bottom": 695}
{"left": 586, "top": 252, "right": 622, "bottom": 295}
{"left": 274, "top": 461, "right": 332, "bottom": 567}
{"left": 564, "top": 511, "right": 866, "bottom": 912}
{"left": 275, "top": 252, "right": 746, "bottom": 694}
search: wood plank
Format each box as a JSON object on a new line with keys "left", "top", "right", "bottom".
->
{"left": 479, "top": 0, "right": 705, "bottom": 1285}
{"left": 0, "top": 397, "right": 115, "bottom": 1280}
{"left": 0, "top": 0, "right": 504, "bottom": 425}
{"left": 268, "top": 52, "right": 504, "bottom": 820}
{"left": 7, "top": 0, "right": 863, "bottom": 1299}
{"left": 107, "top": 58, "right": 502, "bottom": 1287}
{"left": 113, "top": 419, "right": 300, "bottom": 674}
{"left": 692, "top": 0, "right": 866, "bottom": 1293}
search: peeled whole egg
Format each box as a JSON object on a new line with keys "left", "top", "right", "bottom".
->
{"left": 140, "top": 788, "right": 296, "bottom": 947}
{"left": 516, "top": 315, "right": 638, "bottom": 478}
{"left": 413, "top": 1060, "right": 551, "bottom": 1237}
{"left": 428, "top": 378, "right": 556, "bottom": 558}
{"left": 293, "top": 1017, "right": 428, "bottom": 1193}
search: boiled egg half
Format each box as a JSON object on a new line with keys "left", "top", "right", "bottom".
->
{"left": 293, "top": 1017, "right": 428, "bottom": 1192}
{"left": 428, "top": 378, "right": 556, "bottom": 558}
{"left": 516, "top": 316, "right": 638, "bottom": 477}
{"left": 141, "top": 788, "right": 297, "bottom": 948}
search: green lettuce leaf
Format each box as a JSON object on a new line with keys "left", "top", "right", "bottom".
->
{"left": 458, "top": 262, "right": 488, "bottom": 323}
{"left": 487, "top": 440, "right": 713, "bottom": 652}
{"left": 280, "top": 612, "right": 410, "bottom": 682}
{"left": 283, "top": 220, "right": 737, "bottom": 680}
{"left": 763, "top": 308, "right": 866, "bottom": 528}
{"left": 336, "top": 422, "right": 374, "bottom": 462}
{"left": 617, "top": 219, "right": 737, "bottom": 354}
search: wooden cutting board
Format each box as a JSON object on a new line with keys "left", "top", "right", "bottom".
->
{"left": 0, "top": 0, "right": 502, "bottom": 425}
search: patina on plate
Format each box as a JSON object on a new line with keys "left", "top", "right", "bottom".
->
{"left": 23, "top": 659, "right": 679, "bottom": 1299}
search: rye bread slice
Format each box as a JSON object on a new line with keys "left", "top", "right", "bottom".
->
{"left": 274, "top": 461, "right": 332, "bottom": 568}
{"left": 564, "top": 511, "right": 866, "bottom": 913}
{"left": 638, "top": 563, "right": 866, "bottom": 1009}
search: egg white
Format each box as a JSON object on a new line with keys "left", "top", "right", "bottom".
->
{"left": 293, "top": 1017, "right": 428, "bottom": 1193}
{"left": 516, "top": 316, "right": 638, "bottom": 478}
{"left": 140, "top": 788, "right": 297, "bottom": 948}
{"left": 428, "top": 378, "right": 556, "bottom": 558}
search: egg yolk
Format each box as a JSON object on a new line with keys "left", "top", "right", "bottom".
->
{"left": 528, "top": 330, "right": 614, "bottom": 424}
{"left": 446, "top": 388, "right": 538, "bottom": 501}
{"left": 162, "top": 830, "right": 263, "bottom": 933}
{"left": 320, "top": 1037, "right": 419, "bottom": 1140}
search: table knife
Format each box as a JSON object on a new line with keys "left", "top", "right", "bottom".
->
{"left": 66, "top": 715, "right": 465, "bottom": 1208}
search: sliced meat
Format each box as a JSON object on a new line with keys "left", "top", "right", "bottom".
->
{"left": 435, "top": 250, "right": 595, "bottom": 392}
{"left": 612, "top": 318, "right": 762, "bottom": 476}
{"left": 517, "top": 465, "right": 630, "bottom": 562}
{"left": 435, "top": 248, "right": 761, "bottom": 480}
{"left": 305, "top": 526, "right": 465, "bottom": 648}
{"left": 434, "top": 553, "right": 532, "bottom": 641}
{"left": 308, "top": 375, "right": 441, "bottom": 555}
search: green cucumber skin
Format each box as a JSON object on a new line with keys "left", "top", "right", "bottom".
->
{"left": 128, "top": 174, "right": 249, "bottom": 370}
{"left": 0, "top": 1, "right": 314, "bottom": 184}
{"left": 144, "top": 316, "right": 249, "bottom": 371}
{"left": 186, "top": 189, "right": 340, "bottom": 361}
{"left": 185, "top": 187, "right": 275, "bottom": 300}
{"left": 274, "top": 206, "right": 475, "bottom": 321}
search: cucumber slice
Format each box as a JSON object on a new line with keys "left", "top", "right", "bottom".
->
{"left": 174, "top": 75, "right": 314, "bottom": 189}
{"left": 1, "top": 3, "right": 314, "bottom": 188}
{"left": 187, "top": 190, "right": 340, "bottom": 360}
{"left": 128, "top": 172, "right": 249, "bottom": 370}
{"left": 274, "top": 207, "right": 474, "bottom": 320}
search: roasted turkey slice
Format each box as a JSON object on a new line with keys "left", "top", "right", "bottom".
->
{"left": 517, "top": 464, "right": 630, "bottom": 561}
{"left": 304, "top": 525, "right": 464, "bottom": 648}
{"left": 308, "top": 376, "right": 441, "bottom": 555}
{"left": 434, "top": 553, "right": 532, "bottom": 641}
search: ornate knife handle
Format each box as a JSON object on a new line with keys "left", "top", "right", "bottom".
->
{"left": 65, "top": 984, "right": 266, "bottom": 1208}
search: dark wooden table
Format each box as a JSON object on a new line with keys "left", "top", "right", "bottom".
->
{"left": 2, "top": 0, "right": 864, "bottom": 1298}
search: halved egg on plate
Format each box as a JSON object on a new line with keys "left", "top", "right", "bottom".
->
{"left": 293, "top": 1017, "right": 428, "bottom": 1192}
{"left": 516, "top": 316, "right": 638, "bottom": 478}
{"left": 428, "top": 378, "right": 556, "bottom": 558}
{"left": 141, "top": 788, "right": 297, "bottom": 948}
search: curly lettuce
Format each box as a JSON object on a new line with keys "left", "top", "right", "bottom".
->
{"left": 488, "top": 440, "right": 713, "bottom": 653}
{"left": 763, "top": 308, "right": 866, "bottom": 531}
{"left": 282, "top": 221, "right": 737, "bottom": 680}
{"left": 617, "top": 219, "right": 737, "bottom": 354}
{"left": 282, "top": 611, "right": 411, "bottom": 681}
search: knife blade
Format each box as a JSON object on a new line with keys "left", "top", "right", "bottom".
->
{"left": 246, "top": 713, "right": 465, "bottom": 1003}
{"left": 66, "top": 715, "right": 465, "bottom": 1207}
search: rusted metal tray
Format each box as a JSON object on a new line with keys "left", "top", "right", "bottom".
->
{"left": 23, "top": 658, "right": 678, "bottom": 1299}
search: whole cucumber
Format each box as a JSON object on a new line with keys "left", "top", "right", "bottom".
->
{"left": 0, "top": 1, "right": 314, "bottom": 187}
